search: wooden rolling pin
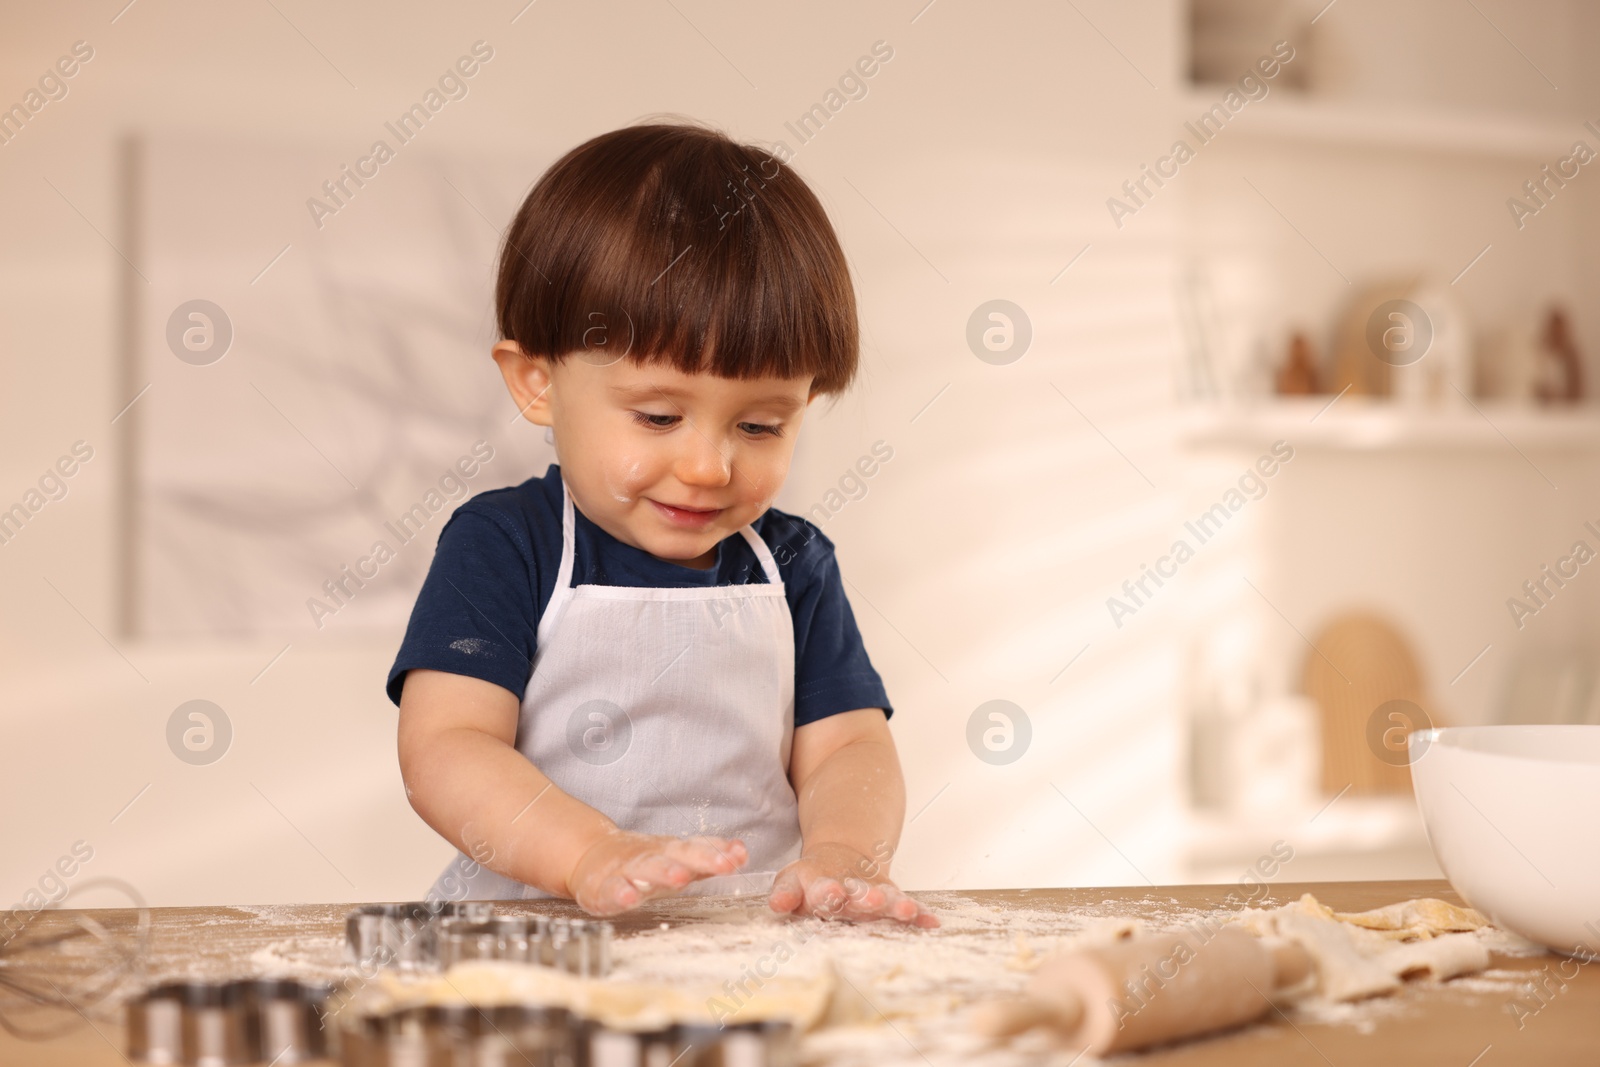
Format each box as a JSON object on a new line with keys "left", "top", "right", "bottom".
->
{"left": 970, "top": 927, "right": 1313, "bottom": 1055}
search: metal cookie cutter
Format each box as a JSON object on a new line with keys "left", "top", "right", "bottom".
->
{"left": 593, "top": 1020, "right": 797, "bottom": 1067}
{"left": 345, "top": 902, "right": 615, "bottom": 977}
{"left": 340, "top": 1002, "right": 581, "bottom": 1067}
{"left": 341, "top": 1006, "right": 795, "bottom": 1067}
{"left": 344, "top": 900, "right": 492, "bottom": 972}
{"left": 436, "top": 915, "right": 614, "bottom": 977}
{"left": 126, "top": 977, "right": 332, "bottom": 1065}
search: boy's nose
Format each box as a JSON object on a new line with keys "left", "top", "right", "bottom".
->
{"left": 674, "top": 429, "right": 734, "bottom": 487}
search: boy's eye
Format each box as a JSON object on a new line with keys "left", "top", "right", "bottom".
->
{"left": 630, "top": 411, "right": 784, "bottom": 438}
{"left": 740, "top": 422, "right": 784, "bottom": 438}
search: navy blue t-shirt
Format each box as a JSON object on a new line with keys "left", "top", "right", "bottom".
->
{"left": 386, "top": 464, "right": 892, "bottom": 726}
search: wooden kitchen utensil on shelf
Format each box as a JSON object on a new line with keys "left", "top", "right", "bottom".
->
{"left": 1275, "top": 332, "right": 1320, "bottom": 396}
{"left": 1302, "top": 611, "right": 1435, "bottom": 796}
{"left": 970, "top": 927, "right": 1313, "bottom": 1056}
{"left": 1536, "top": 305, "right": 1584, "bottom": 404}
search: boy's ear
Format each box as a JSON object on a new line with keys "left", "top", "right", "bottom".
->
{"left": 492, "top": 340, "right": 554, "bottom": 426}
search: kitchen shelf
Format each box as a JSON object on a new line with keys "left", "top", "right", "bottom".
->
{"left": 1180, "top": 397, "right": 1600, "bottom": 452}
{"left": 1176, "top": 89, "right": 1582, "bottom": 161}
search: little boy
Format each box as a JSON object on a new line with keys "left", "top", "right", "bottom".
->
{"left": 387, "top": 121, "right": 936, "bottom": 927}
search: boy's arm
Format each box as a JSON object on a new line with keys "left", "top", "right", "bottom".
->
{"left": 397, "top": 668, "right": 746, "bottom": 911}
{"left": 768, "top": 707, "right": 939, "bottom": 928}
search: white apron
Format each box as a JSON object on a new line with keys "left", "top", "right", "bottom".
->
{"left": 427, "top": 478, "right": 802, "bottom": 901}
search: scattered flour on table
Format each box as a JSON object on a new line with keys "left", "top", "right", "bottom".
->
{"left": 126, "top": 894, "right": 1547, "bottom": 1066}
{"left": 1472, "top": 925, "right": 1551, "bottom": 957}
{"left": 1445, "top": 968, "right": 1542, "bottom": 995}
{"left": 604, "top": 894, "right": 1552, "bottom": 1066}
{"left": 246, "top": 934, "right": 348, "bottom": 979}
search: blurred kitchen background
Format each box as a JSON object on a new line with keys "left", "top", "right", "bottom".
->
{"left": 5, "top": 0, "right": 1600, "bottom": 907}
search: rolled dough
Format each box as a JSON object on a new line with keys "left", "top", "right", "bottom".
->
{"left": 1230, "top": 893, "right": 1491, "bottom": 1003}
{"left": 363, "top": 958, "right": 839, "bottom": 1032}
{"left": 1333, "top": 897, "right": 1488, "bottom": 939}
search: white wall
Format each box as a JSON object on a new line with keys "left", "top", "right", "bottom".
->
{"left": 0, "top": 0, "right": 1199, "bottom": 906}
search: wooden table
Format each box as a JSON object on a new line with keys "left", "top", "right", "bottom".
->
{"left": 0, "top": 879, "right": 1594, "bottom": 1065}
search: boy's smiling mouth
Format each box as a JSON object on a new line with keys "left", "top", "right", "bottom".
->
{"left": 649, "top": 498, "right": 725, "bottom": 528}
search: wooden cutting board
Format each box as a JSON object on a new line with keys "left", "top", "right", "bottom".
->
{"left": 1302, "top": 611, "right": 1436, "bottom": 796}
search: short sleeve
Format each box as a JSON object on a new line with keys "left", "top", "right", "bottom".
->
{"left": 385, "top": 507, "right": 541, "bottom": 706}
{"left": 786, "top": 527, "right": 893, "bottom": 727}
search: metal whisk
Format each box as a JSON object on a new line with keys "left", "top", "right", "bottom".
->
{"left": 0, "top": 877, "right": 151, "bottom": 1042}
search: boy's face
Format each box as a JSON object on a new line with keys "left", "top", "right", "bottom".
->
{"left": 494, "top": 342, "right": 816, "bottom": 570}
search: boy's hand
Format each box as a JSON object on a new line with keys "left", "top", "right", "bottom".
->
{"left": 768, "top": 842, "right": 939, "bottom": 928}
{"left": 567, "top": 830, "right": 747, "bottom": 917}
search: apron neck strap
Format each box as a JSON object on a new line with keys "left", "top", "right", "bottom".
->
{"left": 739, "top": 526, "right": 783, "bottom": 585}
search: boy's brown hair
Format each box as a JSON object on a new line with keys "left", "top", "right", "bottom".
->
{"left": 495, "top": 120, "right": 859, "bottom": 396}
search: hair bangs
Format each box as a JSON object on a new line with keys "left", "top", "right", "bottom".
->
{"left": 497, "top": 122, "right": 859, "bottom": 395}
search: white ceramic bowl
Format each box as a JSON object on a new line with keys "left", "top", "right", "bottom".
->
{"left": 1409, "top": 725, "right": 1600, "bottom": 956}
